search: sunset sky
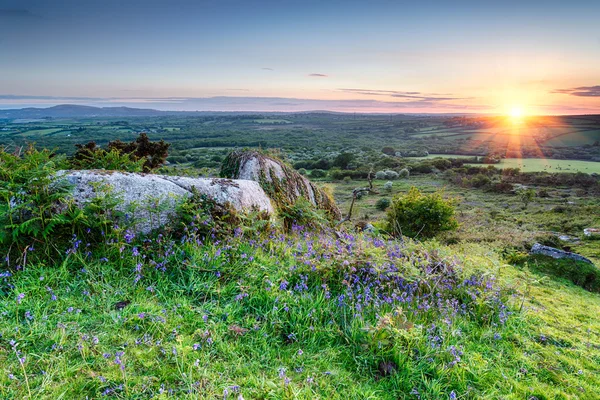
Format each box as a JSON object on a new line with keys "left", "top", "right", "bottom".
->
{"left": 1, "top": 0, "right": 599, "bottom": 114}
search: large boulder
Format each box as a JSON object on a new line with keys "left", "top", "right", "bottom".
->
{"left": 58, "top": 170, "right": 274, "bottom": 234}
{"left": 221, "top": 151, "right": 341, "bottom": 219}
{"left": 530, "top": 243, "right": 594, "bottom": 265}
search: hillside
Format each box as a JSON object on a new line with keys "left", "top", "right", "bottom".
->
{"left": 1, "top": 145, "right": 599, "bottom": 399}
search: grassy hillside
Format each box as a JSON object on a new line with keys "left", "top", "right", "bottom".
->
{"left": 1, "top": 146, "right": 599, "bottom": 398}
{"left": 1, "top": 228, "right": 600, "bottom": 399}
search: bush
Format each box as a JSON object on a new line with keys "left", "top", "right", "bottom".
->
{"left": 398, "top": 168, "right": 410, "bottom": 179}
{"left": 0, "top": 147, "right": 117, "bottom": 265}
{"left": 384, "top": 170, "right": 399, "bottom": 180}
{"left": 381, "top": 147, "right": 395, "bottom": 156}
{"left": 332, "top": 152, "right": 354, "bottom": 170}
{"left": 298, "top": 168, "right": 307, "bottom": 175}
{"left": 375, "top": 170, "right": 399, "bottom": 180}
{"left": 376, "top": 198, "right": 391, "bottom": 211}
{"left": 71, "top": 133, "right": 169, "bottom": 172}
{"left": 386, "top": 187, "right": 458, "bottom": 238}
{"left": 278, "top": 197, "right": 328, "bottom": 232}
{"left": 383, "top": 181, "right": 393, "bottom": 191}
{"left": 310, "top": 169, "right": 327, "bottom": 178}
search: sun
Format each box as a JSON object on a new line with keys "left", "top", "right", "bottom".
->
{"left": 509, "top": 107, "right": 523, "bottom": 118}
{"left": 506, "top": 106, "right": 527, "bottom": 123}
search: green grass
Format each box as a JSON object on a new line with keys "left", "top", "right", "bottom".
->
{"left": 545, "top": 130, "right": 600, "bottom": 147}
{"left": 2, "top": 230, "right": 600, "bottom": 399}
{"left": 465, "top": 158, "right": 600, "bottom": 173}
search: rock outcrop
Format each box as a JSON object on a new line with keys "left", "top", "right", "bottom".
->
{"left": 584, "top": 228, "right": 600, "bottom": 238}
{"left": 221, "top": 151, "right": 341, "bottom": 219}
{"left": 530, "top": 243, "right": 594, "bottom": 265}
{"left": 58, "top": 170, "right": 274, "bottom": 234}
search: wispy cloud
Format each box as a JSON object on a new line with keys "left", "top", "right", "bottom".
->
{"left": 552, "top": 85, "right": 600, "bottom": 97}
{"left": 0, "top": 94, "right": 488, "bottom": 113}
{"left": 261, "top": 67, "right": 274, "bottom": 71}
{"left": 339, "top": 88, "right": 467, "bottom": 102}
{"left": 308, "top": 73, "right": 328, "bottom": 77}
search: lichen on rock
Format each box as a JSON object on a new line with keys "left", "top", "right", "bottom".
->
{"left": 221, "top": 150, "right": 341, "bottom": 220}
{"left": 58, "top": 170, "right": 274, "bottom": 234}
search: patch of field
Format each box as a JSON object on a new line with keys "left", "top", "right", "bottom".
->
{"left": 544, "top": 130, "right": 600, "bottom": 146}
{"left": 466, "top": 158, "right": 600, "bottom": 173}
{"left": 253, "top": 119, "right": 292, "bottom": 124}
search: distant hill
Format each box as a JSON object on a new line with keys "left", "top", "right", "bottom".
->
{"left": 0, "top": 104, "right": 171, "bottom": 119}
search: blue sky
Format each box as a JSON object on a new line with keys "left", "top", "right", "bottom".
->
{"left": 1, "top": 0, "right": 599, "bottom": 113}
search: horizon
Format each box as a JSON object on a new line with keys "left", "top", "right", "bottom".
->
{"left": 1, "top": 0, "right": 599, "bottom": 115}
{"left": 1, "top": 101, "right": 599, "bottom": 117}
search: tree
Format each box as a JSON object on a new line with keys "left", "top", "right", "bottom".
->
{"left": 382, "top": 147, "right": 395, "bottom": 156}
{"left": 332, "top": 152, "right": 354, "bottom": 170}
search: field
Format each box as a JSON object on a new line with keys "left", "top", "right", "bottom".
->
{"left": 1, "top": 114, "right": 599, "bottom": 167}
{"left": 468, "top": 158, "right": 600, "bottom": 173}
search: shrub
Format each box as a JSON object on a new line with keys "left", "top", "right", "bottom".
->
{"left": 278, "top": 197, "right": 328, "bottom": 232}
{"left": 384, "top": 170, "right": 399, "bottom": 180}
{"left": 0, "top": 146, "right": 117, "bottom": 265}
{"left": 310, "top": 169, "right": 327, "bottom": 178}
{"left": 375, "top": 171, "right": 386, "bottom": 180}
{"left": 517, "top": 188, "right": 536, "bottom": 208}
{"left": 383, "top": 181, "right": 393, "bottom": 191}
{"left": 332, "top": 152, "right": 354, "bottom": 170}
{"left": 537, "top": 188, "right": 550, "bottom": 198}
{"left": 70, "top": 146, "right": 145, "bottom": 172}
{"left": 71, "top": 133, "right": 169, "bottom": 172}
{"left": 298, "top": 168, "right": 307, "bottom": 175}
{"left": 398, "top": 168, "right": 410, "bottom": 179}
{"left": 386, "top": 187, "right": 458, "bottom": 238}
{"left": 381, "top": 146, "right": 395, "bottom": 156}
{"left": 376, "top": 198, "right": 391, "bottom": 211}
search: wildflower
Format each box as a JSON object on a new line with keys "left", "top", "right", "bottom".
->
{"left": 16, "top": 293, "right": 25, "bottom": 304}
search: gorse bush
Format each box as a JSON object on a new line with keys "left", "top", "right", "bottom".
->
{"left": 386, "top": 187, "right": 458, "bottom": 239}
{"left": 70, "top": 133, "right": 169, "bottom": 172}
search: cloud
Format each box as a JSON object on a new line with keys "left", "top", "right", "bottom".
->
{"left": 0, "top": 94, "right": 487, "bottom": 113}
{"left": 261, "top": 67, "right": 274, "bottom": 71}
{"left": 339, "top": 88, "right": 467, "bottom": 102}
{"left": 552, "top": 85, "right": 600, "bottom": 97}
{"left": 308, "top": 73, "right": 328, "bottom": 77}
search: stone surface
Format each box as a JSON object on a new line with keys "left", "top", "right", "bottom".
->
{"left": 57, "top": 170, "right": 274, "bottom": 234}
{"left": 530, "top": 243, "right": 594, "bottom": 265}
{"left": 222, "top": 151, "right": 341, "bottom": 219}
{"left": 584, "top": 228, "right": 600, "bottom": 238}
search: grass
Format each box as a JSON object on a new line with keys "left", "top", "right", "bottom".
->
{"left": 467, "top": 158, "right": 600, "bottom": 173}
{"left": 2, "top": 228, "right": 600, "bottom": 399}
{"left": 328, "top": 175, "right": 600, "bottom": 264}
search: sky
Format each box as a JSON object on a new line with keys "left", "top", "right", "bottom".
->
{"left": 0, "top": 0, "right": 599, "bottom": 114}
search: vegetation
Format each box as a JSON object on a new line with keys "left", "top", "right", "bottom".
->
{"left": 71, "top": 133, "right": 169, "bottom": 172}
{"left": 1, "top": 114, "right": 600, "bottom": 398}
{"left": 386, "top": 187, "right": 458, "bottom": 239}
